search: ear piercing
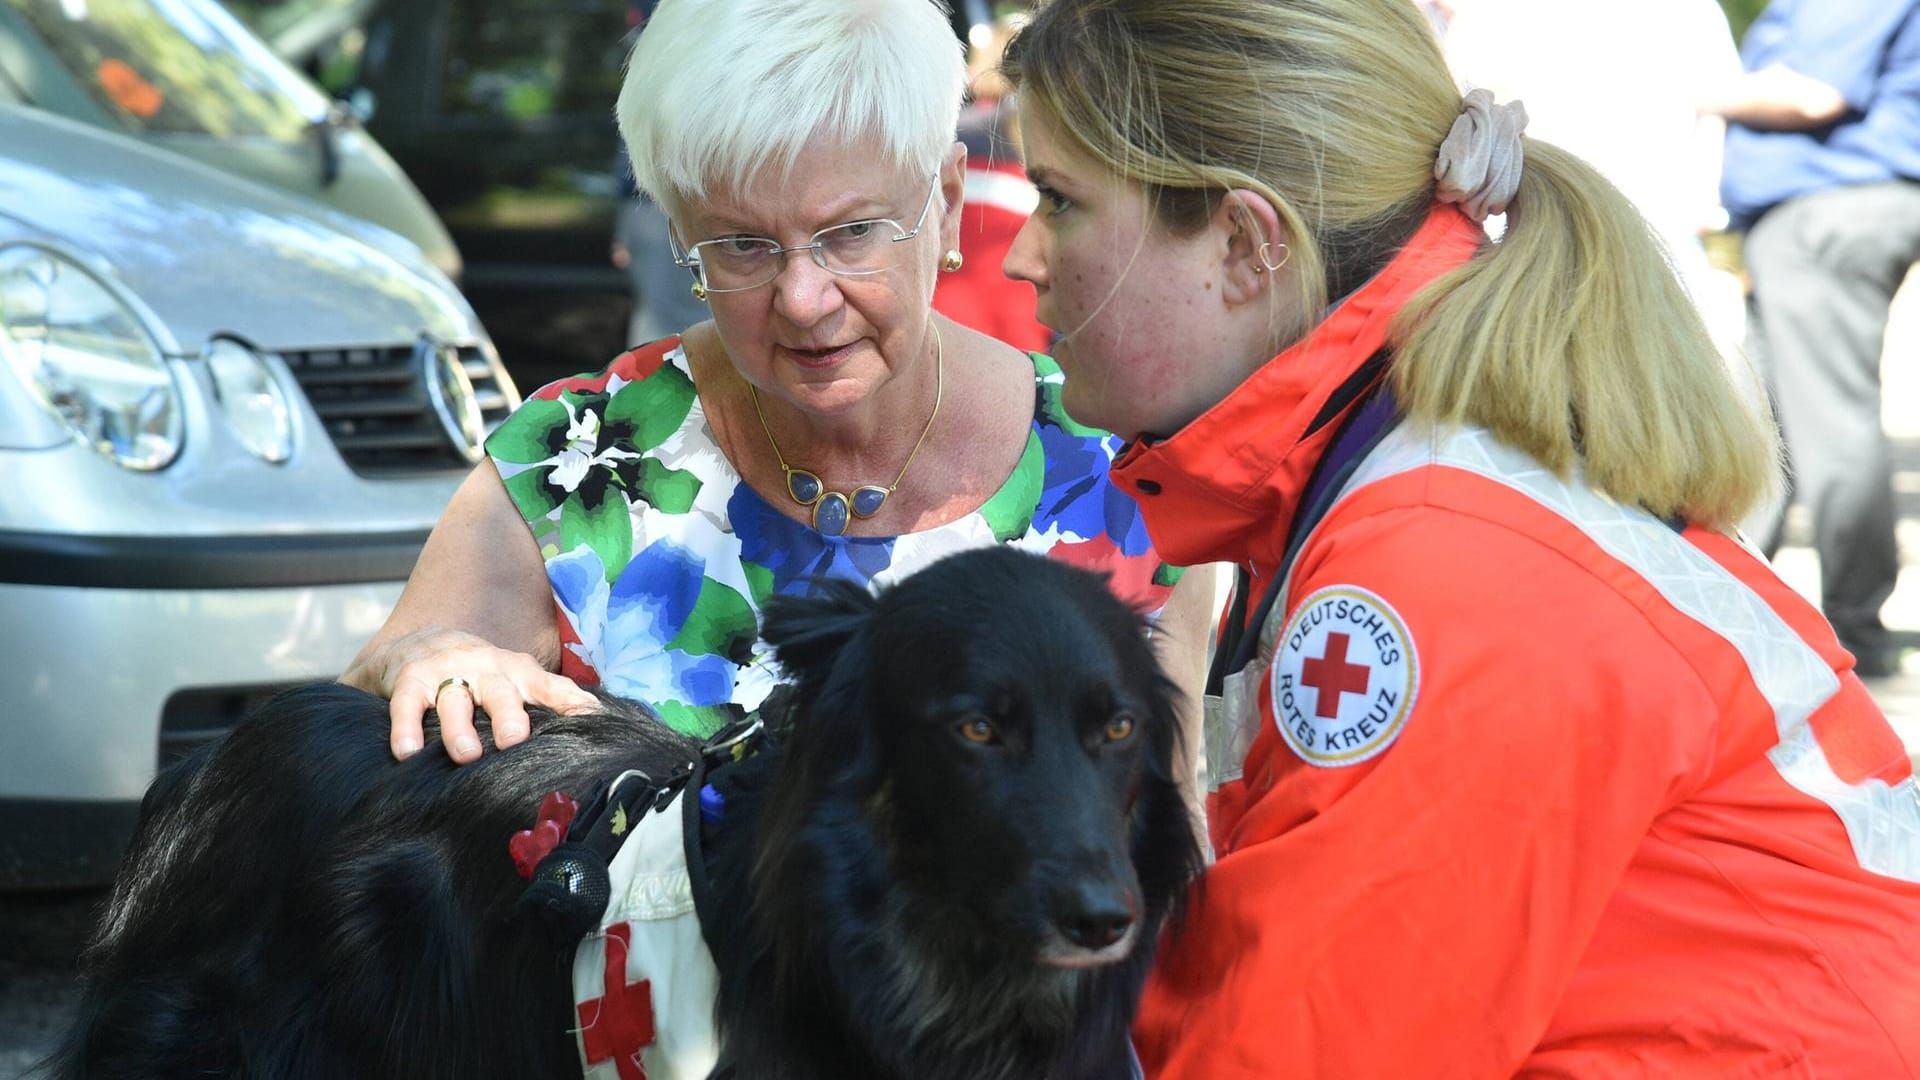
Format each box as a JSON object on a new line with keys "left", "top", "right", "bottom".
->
{"left": 1252, "top": 241, "right": 1290, "bottom": 274}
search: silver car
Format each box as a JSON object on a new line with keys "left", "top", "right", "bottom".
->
{"left": 0, "top": 104, "right": 517, "bottom": 888}
{"left": 0, "top": 0, "right": 461, "bottom": 280}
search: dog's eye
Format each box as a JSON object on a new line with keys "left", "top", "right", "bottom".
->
{"left": 1103, "top": 714, "right": 1136, "bottom": 742}
{"left": 957, "top": 716, "right": 998, "bottom": 745}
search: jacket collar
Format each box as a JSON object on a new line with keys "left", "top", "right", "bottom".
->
{"left": 1110, "top": 204, "right": 1483, "bottom": 571}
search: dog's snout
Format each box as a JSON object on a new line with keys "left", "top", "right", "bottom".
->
{"left": 1055, "top": 880, "right": 1137, "bottom": 950}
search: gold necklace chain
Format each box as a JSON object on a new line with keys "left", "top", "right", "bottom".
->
{"left": 748, "top": 325, "right": 943, "bottom": 536}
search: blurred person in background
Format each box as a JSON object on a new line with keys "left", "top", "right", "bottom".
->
{"left": 612, "top": 147, "right": 712, "bottom": 346}
{"left": 932, "top": 13, "right": 1052, "bottom": 353}
{"left": 1704, "top": 0, "right": 1920, "bottom": 679}
{"left": 611, "top": 0, "right": 709, "bottom": 346}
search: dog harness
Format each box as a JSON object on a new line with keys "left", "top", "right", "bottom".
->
{"left": 1118, "top": 205, "right": 1920, "bottom": 1078}
{"left": 568, "top": 778, "right": 716, "bottom": 1080}
{"left": 515, "top": 717, "right": 765, "bottom": 1080}
{"left": 520, "top": 713, "right": 1154, "bottom": 1080}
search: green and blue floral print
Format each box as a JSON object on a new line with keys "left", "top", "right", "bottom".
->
{"left": 485, "top": 339, "right": 1182, "bottom": 738}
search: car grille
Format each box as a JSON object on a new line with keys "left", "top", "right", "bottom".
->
{"left": 160, "top": 682, "right": 314, "bottom": 769}
{"left": 281, "top": 343, "right": 516, "bottom": 476}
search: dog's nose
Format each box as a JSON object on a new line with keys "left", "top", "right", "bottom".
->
{"left": 1055, "top": 881, "right": 1136, "bottom": 950}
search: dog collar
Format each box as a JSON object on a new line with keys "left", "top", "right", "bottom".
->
{"left": 515, "top": 709, "right": 772, "bottom": 939}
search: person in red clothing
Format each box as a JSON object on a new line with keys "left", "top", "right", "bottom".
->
{"left": 932, "top": 19, "right": 1053, "bottom": 354}
{"left": 932, "top": 96, "right": 1053, "bottom": 353}
{"left": 1001, "top": 0, "right": 1920, "bottom": 1076}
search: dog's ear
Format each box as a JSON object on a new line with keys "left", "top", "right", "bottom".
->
{"left": 750, "top": 579, "right": 886, "bottom": 923}
{"left": 759, "top": 577, "right": 878, "bottom": 681}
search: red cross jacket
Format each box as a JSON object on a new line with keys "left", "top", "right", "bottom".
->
{"left": 1116, "top": 205, "right": 1920, "bottom": 1078}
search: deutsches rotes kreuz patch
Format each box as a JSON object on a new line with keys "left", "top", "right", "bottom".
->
{"left": 1271, "top": 585, "right": 1419, "bottom": 767}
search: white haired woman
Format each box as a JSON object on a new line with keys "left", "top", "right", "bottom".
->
{"left": 341, "top": 0, "right": 1213, "bottom": 758}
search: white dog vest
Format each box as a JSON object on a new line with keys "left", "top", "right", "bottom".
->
{"left": 571, "top": 781, "right": 719, "bottom": 1080}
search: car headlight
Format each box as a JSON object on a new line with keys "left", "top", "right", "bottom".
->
{"left": 204, "top": 338, "right": 293, "bottom": 464}
{"left": 0, "top": 246, "right": 182, "bottom": 470}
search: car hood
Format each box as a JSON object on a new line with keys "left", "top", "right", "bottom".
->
{"left": 0, "top": 106, "right": 483, "bottom": 354}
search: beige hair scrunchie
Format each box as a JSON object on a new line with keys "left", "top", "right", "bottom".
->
{"left": 1433, "top": 88, "right": 1529, "bottom": 222}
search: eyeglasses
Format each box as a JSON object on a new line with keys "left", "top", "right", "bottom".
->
{"left": 671, "top": 174, "right": 941, "bottom": 294}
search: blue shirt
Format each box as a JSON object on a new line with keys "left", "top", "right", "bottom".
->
{"left": 1722, "top": 0, "right": 1920, "bottom": 226}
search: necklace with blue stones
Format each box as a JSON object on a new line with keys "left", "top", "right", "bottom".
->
{"left": 749, "top": 326, "right": 943, "bottom": 537}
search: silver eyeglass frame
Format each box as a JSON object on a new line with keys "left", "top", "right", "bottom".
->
{"left": 669, "top": 173, "right": 942, "bottom": 294}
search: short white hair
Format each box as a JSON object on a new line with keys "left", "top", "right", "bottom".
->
{"left": 617, "top": 0, "right": 967, "bottom": 206}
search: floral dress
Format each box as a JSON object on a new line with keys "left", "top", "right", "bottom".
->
{"left": 485, "top": 338, "right": 1182, "bottom": 738}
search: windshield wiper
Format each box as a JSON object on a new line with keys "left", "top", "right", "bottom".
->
{"left": 306, "top": 102, "right": 353, "bottom": 188}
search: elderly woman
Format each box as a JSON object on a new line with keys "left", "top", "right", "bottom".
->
{"left": 341, "top": 0, "right": 1212, "bottom": 758}
{"left": 998, "top": 0, "right": 1920, "bottom": 1075}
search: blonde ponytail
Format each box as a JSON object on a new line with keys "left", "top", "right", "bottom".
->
{"left": 1008, "top": 0, "right": 1779, "bottom": 529}
{"left": 1393, "top": 142, "right": 1779, "bottom": 528}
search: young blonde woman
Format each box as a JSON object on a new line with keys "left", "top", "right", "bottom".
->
{"left": 1001, "top": 0, "right": 1920, "bottom": 1075}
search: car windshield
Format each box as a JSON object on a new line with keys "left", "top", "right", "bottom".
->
{"left": 4, "top": 0, "right": 329, "bottom": 140}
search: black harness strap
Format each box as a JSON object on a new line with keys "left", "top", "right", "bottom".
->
{"left": 1205, "top": 354, "right": 1403, "bottom": 696}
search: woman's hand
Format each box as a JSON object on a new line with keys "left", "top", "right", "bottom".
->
{"left": 342, "top": 626, "right": 601, "bottom": 764}
{"left": 339, "top": 462, "right": 585, "bottom": 764}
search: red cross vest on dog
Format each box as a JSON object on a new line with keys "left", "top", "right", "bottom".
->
{"left": 570, "top": 779, "right": 718, "bottom": 1080}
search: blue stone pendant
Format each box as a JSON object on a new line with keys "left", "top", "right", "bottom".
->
{"left": 850, "top": 485, "right": 889, "bottom": 518}
{"left": 813, "top": 491, "right": 851, "bottom": 536}
{"left": 787, "top": 469, "right": 823, "bottom": 505}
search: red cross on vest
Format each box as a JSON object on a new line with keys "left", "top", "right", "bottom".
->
{"left": 578, "top": 921, "right": 656, "bottom": 1080}
{"left": 1302, "top": 632, "right": 1371, "bottom": 718}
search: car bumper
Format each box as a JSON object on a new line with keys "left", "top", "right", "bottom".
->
{"left": 0, "top": 543, "right": 412, "bottom": 887}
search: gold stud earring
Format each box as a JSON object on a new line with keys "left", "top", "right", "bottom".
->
{"left": 691, "top": 281, "right": 709, "bottom": 302}
{"left": 941, "top": 250, "right": 964, "bottom": 273}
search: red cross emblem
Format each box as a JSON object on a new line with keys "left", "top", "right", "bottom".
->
{"left": 1301, "top": 632, "right": 1370, "bottom": 718}
{"left": 578, "top": 922, "right": 655, "bottom": 1080}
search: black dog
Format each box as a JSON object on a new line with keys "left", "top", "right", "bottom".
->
{"left": 44, "top": 547, "right": 1202, "bottom": 1080}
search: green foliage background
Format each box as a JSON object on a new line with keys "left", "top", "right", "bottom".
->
{"left": 1718, "top": 0, "right": 1768, "bottom": 43}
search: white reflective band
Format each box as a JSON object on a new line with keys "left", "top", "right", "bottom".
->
{"left": 1204, "top": 664, "right": 1264, "bottom": 790}
{"left": 1337, "top": 424, "right": 1920, "bottom": 882}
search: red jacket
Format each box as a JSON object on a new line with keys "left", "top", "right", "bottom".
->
{"left": 1116, "top": 206, "right": 1920, "bottom": 1078}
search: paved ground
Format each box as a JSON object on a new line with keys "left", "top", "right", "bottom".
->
{"left": 0, "top": 892, "right": 98, "bottom": 1077}
{"left": 0, "top": 964, "right": 76, "bottom": 1077}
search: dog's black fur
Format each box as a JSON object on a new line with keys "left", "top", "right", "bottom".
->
{"left": 44, "top": 547, "right": 1202, "bottom": 1080}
